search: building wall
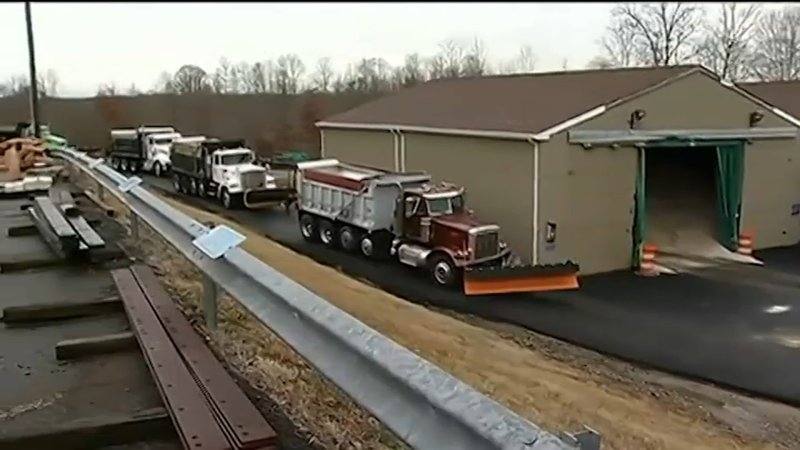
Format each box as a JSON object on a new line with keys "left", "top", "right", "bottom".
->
{"left": 321, "top": 129, "right": 397, "bottom": 171}
{"left": 403, "top": 133, "right": 536, "bottom": 263}
{"left": 540, "top": 71, "right": 800, "bottom": 274}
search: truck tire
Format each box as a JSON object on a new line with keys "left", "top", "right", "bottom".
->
{"left": 197, "top": 180, "right": 206, "bottom": 198}
{"left": 172, "top": 175, "right": 182, "bottom": 193}
{"left": 120, "top": 159, "right": 128, "bottom": 173}
{"left": 299, "top": 213, "right": 319, "bottom": 242}
{"left": 154, "top": 162, "right": 163, "bottom": 177}
{"left": 221, "top": 188, "right": 233, "bottom": 209}
{"left": 428, "top": 253, "right": 459, "bottom": 288}
{"left": 360, "top": 232, "right": 392, "bottom": 260}
{"left": 338, "top": 226, "right": 360, "bottom": 252}
{"left": 189, "top": 178, "right": 198, "bottom": 196}
{"left": 318, "top": 219, "right": 337, "bottom": 248}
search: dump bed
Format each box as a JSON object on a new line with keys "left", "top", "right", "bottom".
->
{"left": 171, "top": 137, "right": 207, "bottom": 176}
{"left": 296, "top": 159, "right": 430, "bottom": 232}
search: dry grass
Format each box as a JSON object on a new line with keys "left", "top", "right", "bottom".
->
{"left": 70, "top": 166, "right": 786, "bottom": 450}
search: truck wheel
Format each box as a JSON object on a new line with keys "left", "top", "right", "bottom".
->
{"left": 120, "top": 159, "right": 128, "bottom": 172}
{"left": 197, "top": 180, "right": 206, "bottom": 198}
{"left": 299, "top": 214, "right": 319, "bottom": 242}
{"left": 338, "top": 226, "right": 360, "bottom": 252}
{"left": 318, "top": 219, "right": 337, "bottom": 248}
{"left": 154, "top": 162, "right": 163, "bottom": 177}
{"left": 173, "top": 175, "right": 182, "bottom": 193}
{"left": 360, "top": 232, "right": 391, "bottom": 260}
{"left": 189, "top": 178, "right": 198, "bottom": 196}
{"left": 429, "top": 254, "right": 459, "bottom": 288}
{"left": 221, "top": 188, "right": 233, "bottom": 209}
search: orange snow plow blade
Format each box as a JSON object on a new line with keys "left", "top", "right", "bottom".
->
{"left": 463, "top": 262, "right": 580, "bottom": 296}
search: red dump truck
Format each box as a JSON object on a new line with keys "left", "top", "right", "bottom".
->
{"left": 293, "top": 159, "right": 579, "bottom": 296}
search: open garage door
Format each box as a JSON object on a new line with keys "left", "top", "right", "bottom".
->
{"left": 632, "top": 138, "right": 751, "bottom": 272}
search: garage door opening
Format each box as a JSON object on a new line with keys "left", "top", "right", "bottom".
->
{"left": 632, "top": 139, "right": 759, "bottom": 272}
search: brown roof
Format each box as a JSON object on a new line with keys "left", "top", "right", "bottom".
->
{"left": 321, "top": 65, "right": 705, "bottom": 135}
{"left": 740, "top": 80, "right": 800, "bottom": 118}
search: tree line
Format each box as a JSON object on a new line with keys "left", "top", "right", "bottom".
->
{"left": 593, "top": 3, "right": 800, "bottom": 82}
{"left": 2, "top": 2, "right": 799, "bottom": 99}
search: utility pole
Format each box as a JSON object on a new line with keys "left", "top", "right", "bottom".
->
{"left": 25, "top": 1, "right": 41, "bottom": 138}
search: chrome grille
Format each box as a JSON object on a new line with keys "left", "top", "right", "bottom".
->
{"left": 473, "top": 231, "right": 499, "bottom": 260}
{"left": 241, "top": 171, "right": 264, "bottom": 189}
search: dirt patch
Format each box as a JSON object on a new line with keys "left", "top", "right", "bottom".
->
{"left": 69, "top": 167, "right": 800, "bottom": 450}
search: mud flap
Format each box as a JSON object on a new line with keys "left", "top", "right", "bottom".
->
{"left": 243, "top": 188, "right": 297, "bottom": 209}
{"left": 463, "top": 262, "right": 580, "bottom": 296}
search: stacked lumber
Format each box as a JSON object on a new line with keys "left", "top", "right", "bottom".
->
{"left": 113, "top": 265, "right": 278, "bottom": 450}
{"left": 0, "top": 137, "right": 48, "bottom": 180}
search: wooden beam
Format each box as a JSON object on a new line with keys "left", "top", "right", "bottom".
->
{"left": 81, "top": 189, "right": 115, "bottom": 217}
{"left": 55, "top": 331, "right": 137, "bottom": 360}
{"left": 1, "top": 296, "right": 122, "bottom": 323}
{"left": 7, "top": 219, "right": 100, "bottom": 237}
{"left": 0, "top": 407, "right": 172, "bottom": 450}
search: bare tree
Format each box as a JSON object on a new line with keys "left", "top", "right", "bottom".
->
{"left": 352, "top": 57, "right": 392, "bottom": 92}
{"left": 601, "top": 18, "right": 637, "bottom": 67}
{"left": 751, "top": 5, "right": 800, "bottom": 81}
{"left": 212, "top": 57, "right": 238, "bottom": 93}
{"left": 426, "top": 54, "right": 447, "bottom": 80}
{"left": 499, "top": 44, "right": 537, "bottom": 74}
{"left": 438, "top": 39, "right": 465, "bottom": 78}
{"left": 96, "top": 83, "right": 118, "bottom": 97}
{"left": 40, "top": 69, "right": 59, "bottom": 97}
{"left": 170, "top": 64, "right": 211, "bottom": 94}
{"left": 586, "top": 56, "right": 616, "bottom": 69}
{"left": 398, "top": 53, "right": 426, "bottom": 87}
{"left": 462, "top": 37, "right": 488, "bottom": 77}
{"left": 0, "top": 75, "right": 29, "bottom": 97}
{"left": 312, "top": 57, "right": 335, "bottom": 91}
{"left": 609, "top": 3, "right": 704, "bottom": 66}
{"left": 126, "top": 83, "right": 140, "bottom": 96}
{"left": 275, "top": 54, "right": 305, "bottom": 94}
{"left": 696, "top": 3, "right": 761, "bottom": 81}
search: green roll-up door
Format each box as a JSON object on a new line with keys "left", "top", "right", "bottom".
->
{"left": 715, "top": 142, "right": 745, "bottom": 250}
{"left": 632, "top": 147, "right": 646, "bottom": 267}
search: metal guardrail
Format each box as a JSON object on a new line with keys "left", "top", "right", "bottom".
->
{"left": 54, "top": 147, "right": 602, "bottom": 450}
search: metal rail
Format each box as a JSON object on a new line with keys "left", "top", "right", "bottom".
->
{"left": 55, "top": 147, "right": 602, "bottom": 450}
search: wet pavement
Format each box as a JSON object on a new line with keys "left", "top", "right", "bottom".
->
{"left": 0, "top": 193, "right": 180, "bottom": 449}
{"left": 143, "top": 174, "right": 800, "bottom": 407}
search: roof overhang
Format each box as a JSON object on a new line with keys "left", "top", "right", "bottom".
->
{"left": 569, "top": 127, "right": 799, "bottom": 146}
{"left": 316, "top": 105, "right": 609, "bottom": 143}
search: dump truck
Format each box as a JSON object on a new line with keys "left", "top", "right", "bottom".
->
{"left": 170, "top": 136, "right": 295, "bottom": 210}
{"left": 294, "top": 159, "right": 580, "bottom": 295}
{"left": 108, "top": 126, "right": 179, "bottom": 175}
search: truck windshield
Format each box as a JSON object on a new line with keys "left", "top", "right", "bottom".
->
{"left": 220, "top": 152, "right": 253, "bottom": 165}
{"left": 426, "top": 195, "right": 465, "bottom": 216}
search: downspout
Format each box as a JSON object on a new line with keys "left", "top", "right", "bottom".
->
{"left": 390, "top": 129, "right": 400, "bottom": 171}
{"left": 398, "top": 129, "right": 407, "bottom": 172}
{"left": 319, "top": 129, "right": 326, "bottom": 158}
{"left": 527, "top": 137, "right": 540, "bottom": 265}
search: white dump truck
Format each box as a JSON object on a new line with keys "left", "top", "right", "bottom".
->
{"left": 294, "top": 159, "right": 580, "bottom": 295}
{"left": 170, "top": 136, "right": 296, "bottom": 209}
{"left": 108, "top": 126, "right": 179, "bottom": 176}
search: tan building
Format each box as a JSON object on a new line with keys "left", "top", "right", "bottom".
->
{"left": 316, "top": 65, "right": 800, "bottom": 275}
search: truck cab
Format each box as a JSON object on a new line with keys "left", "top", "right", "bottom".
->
{"left": 143, "top": 131, "right": 181, "bottom": 176}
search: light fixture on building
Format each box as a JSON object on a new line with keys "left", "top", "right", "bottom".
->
{"left": 628, "top": 109, "right": 647, "bottom": 129}
{"left": 749, "top": 111, "right": 764, "bottom": 127}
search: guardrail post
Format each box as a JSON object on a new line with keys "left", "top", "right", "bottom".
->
{"left": 96, "top": 179, "right": 105, "bottom": 201}
{"left": 202, "top": 274, "right": 218, "bottom": 331}
{"left": 130, "top": 214, "right": 140, "bottom": 240}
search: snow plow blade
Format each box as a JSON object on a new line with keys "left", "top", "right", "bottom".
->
{"left": 243, "top": 188, "right": 297, "bottom": 209}
{"left": 463, "top": 262, "right": 580, "bottom": 296}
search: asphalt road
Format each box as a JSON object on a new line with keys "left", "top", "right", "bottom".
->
{"left": 143, "top": 174, "right": 800, "bottom": 406}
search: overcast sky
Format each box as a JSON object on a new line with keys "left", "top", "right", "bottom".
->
{"left": 0, "top": 2, "right": 623, "bottom": 97}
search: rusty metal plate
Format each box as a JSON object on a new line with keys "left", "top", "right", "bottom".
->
{"left": 113, "top": 268, "right": 232, "bottom": 450}
{"left": 131, "top": 265, "right": 277, "bottom": 449}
